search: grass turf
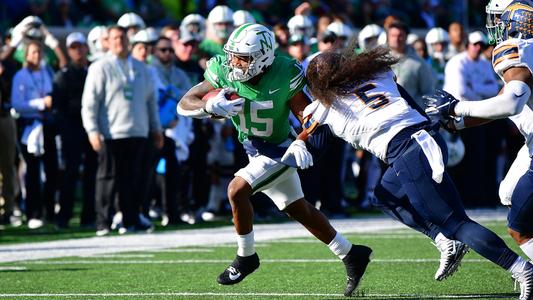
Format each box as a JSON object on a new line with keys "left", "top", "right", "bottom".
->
{"left": 0, "top": 221, "right": 523, "bottom": 299}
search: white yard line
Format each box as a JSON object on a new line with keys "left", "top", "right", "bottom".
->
{"left": 0, "top": 292, "right": 515, "bottom": 298}
{"left": 21, "top": 258, "right": 488, "bottom": 264}
{"left": 0, "top": 209, "right": 508, "bottom": 263}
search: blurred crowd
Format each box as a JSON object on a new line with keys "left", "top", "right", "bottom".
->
{"left": 0, "top": 2, "right": 522, "bottom": 235}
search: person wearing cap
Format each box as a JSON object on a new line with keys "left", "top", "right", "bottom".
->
{"left": 130, "top": 29, "right": 156, "bottom": 63}
{"left": 387, "top": 21, "right": 436, "bottom": 108}
{"left": 81, "top": 25, "right": 163, "bottom": 235}
{"left": 173, "top": 28, "right": 212, "bottom": 218}
{"left": 146, "top": 36, "right": 193, "bottom": 225}
{"left": 200, "top": 5, "right": 234, "bottom": 58}
{"left": 301, "top": 30, "right": 339, "bottom": 70}
{"left": 52, "top": 32, "right": 96, "bottom": 229}
{"left": 174, "top": 29, "right": 203, "bottom": 85}
{"left": 442, "top": 30, "right": 500, "bottom": 207}
{"left": 287, "top": 34, "right": 310, "bottom": 62}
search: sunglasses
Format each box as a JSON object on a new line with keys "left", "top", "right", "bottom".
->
{"left": 157, "top": 47, "right": 173, "bottom": 53}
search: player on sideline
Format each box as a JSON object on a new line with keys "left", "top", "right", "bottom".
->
{"left": 177, "top": 23, "right": 371, "bottom": 296}
{"left": 286, "top": 46, "right": 533, "bottom": 299}
{"left": 425, "top": 0, "right": 533, "bottom": 277}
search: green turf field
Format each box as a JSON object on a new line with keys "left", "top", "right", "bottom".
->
{"left": 0, "top": 221, "right": 523, "bottom": 299}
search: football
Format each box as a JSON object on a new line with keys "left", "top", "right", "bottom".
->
{"left": 201, "top": 88, "right": 241, "bottom": 102}
{"left": 201, "top": 88, "right": 241, "bottom": 119}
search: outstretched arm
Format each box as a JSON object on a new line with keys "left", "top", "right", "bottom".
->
{"left": 452, "top": 67, "right": 532, "bottom": 119}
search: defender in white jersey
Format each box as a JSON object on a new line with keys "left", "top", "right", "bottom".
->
{"left": 425, "top": 1, "right": 533, "bottom": 275}
{"left": 291, "top": 47, "right": 533, "bottom": 299}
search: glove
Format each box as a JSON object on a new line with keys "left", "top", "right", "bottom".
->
{"left": 281, "top": 139, "right": 313, "bottom": 169}
{"left": 423, "top": 89, "right": 459, "bottom": 123}
{"left": 205, "top": 88, "right": 245, "bottom": 118}
{"left": 42, "top": 26, "right": 59, "bottom": 49}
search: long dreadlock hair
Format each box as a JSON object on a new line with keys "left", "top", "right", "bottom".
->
{"left": 306, "top": 41, "right": 399, "bottom": 106}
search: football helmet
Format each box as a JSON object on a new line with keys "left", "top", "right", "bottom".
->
{"left": 425, "top": 27, "right": 449, "bottom": 45}
{"left": 358, "top": 24, "right": 383, "bottom": 50}
{"left": 486, "top": 0, "right": 514, "bottom": 44}
{"left": 88, "top": 25, "right": 108, "bottom": 62}
{"left": 500, "top": 0, "right": 533, "bottom": 42}
{"left": 223, "top": 23, "right": 275, "bottom": 82}
{"left": 233, "top": 10, "right": 256, "bottom": 27}
{"left": 208, "top": 5, "right": 234, "bottom": 39}
{"left": 287, "top": 15, "right": 314, "bottom": 39}
{"left": 180, "top": 14, "right": 206, "bottom": 38}
{"left": 117, "top": 12, "right": 146, "bottom": 29}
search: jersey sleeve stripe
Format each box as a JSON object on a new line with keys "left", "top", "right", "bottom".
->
{"left": 305, "top": 120, "right": 320, "bottom": 135}
{"left": 493, "top": 45, "right": 519, "bottom": 62}
{"left": 493, "top": 53, "right": 520, "bottom": 69}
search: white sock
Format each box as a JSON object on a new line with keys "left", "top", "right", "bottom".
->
{"left": 509, "top": 256, "right": 529, "bottom": 274}
{"left": 237, "top": 231, "right": 255, "bottom": 257}
{"left": 328, "top": 232, "right": 352, "bottom": 259}
{"left": 520, "top": 239, "right": 533, "bottom": 261}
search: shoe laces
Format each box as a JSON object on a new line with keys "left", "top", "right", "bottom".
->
{"left": 512, "top": 267, "right": 533, "bottom": 300}
{"left": 435, "top": 239, "right": 457, "bottom": 258}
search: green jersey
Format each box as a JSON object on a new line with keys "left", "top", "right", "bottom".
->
{"left": 199, "top": 39, "right": 225, "bottom": 58}
{"left": 204, "top": 55, "right": 306, "bottom": 144}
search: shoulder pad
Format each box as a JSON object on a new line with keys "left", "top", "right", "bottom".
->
{"left": 492, "top": 39, "right": 527, "bottom": 79}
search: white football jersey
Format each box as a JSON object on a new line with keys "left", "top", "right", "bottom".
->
{"left": 305, "top": 71, "right": 427, "bottom": 162}
{"left": 492, "top": 38, "right": 533, "bottom": 156}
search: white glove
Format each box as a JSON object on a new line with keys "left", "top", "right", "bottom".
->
{"left": 205, "top": 88, "right": 245, "bottom": 118}
{"left": 42, "top": 26, "right": 59, "bottom": 49}
{"left": 281, "top": 139, "right": 313, "bottom": 169}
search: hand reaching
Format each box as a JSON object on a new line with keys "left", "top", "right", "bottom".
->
{"left": 281, "top": 139, "right": 313, "bottom": 169}
{"left": 423, "top": 89, "right": 459, "bottom": 123}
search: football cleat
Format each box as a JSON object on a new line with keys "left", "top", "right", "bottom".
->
{"left": 434, "top": 236, "right": 469, "bottom": 281}
{"left": 217, "top": 253, "right": 260, "bottom": 285}
{"left": 342, "top": 245, "right": 373, "bottom": 297}
{"left": 512, "top": 262, "right": 533, "bottom": 300}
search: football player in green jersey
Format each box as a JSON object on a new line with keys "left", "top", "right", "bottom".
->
{"left": 178, "top": 23, "right": 372, "bottom": 296}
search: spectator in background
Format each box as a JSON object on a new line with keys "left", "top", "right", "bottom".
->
{"left": 180, "top": 14, "right": 206, "bottom": 40}
{"left": 130, "top": 29, "right": 155, "bottom": 63}
{"left": 174, "top": 29, "right": 203, "bottom": 85}
{"left": 11, "top": 40, "right": 58, "bottom": 229}
{"left": 117, "top": 12, "right": 146, "bottom": 39}
{"left": 0, "top": 61, "right": 19, "bottom": 226}
{"left": 413, "top": 38, "right": 431, "bottom": 65}
{"left": 233, "top": 10, "right": 256, "bottom": 28}
{"left": 150, "top": 36, "right": 192, "bottom": 225}
{"left": 388, "top": 21, "right": 436, "bottom": 108}
{"left": 53, "top": 32, "right": 96, "bottom": 229}
{"left": 81, "top": 26, "right": 163, "bottom": 236}
{"left": 287, "top": 34, "right": 309, "bottom": 62}
{"left": 7, "top": 16, "right": 67, "bottom": 70}
{"left": 425, "top": 27, "right": 450, "bottom": 89}
{"left": 273, "top": 23, "right": 290, "bottom": 58}
{"left": 200, "top": 5, "right": 234, "bottom": 58}
{"left": 357, "top": 24, "right": 383, "bottom": 52}
{"left": 87, "top": 25, "right": 109, "bottom": 62}
{"left": 443, "top": 31, "right": 500, "bottom": 206}
{"left": 447, "top": 22, "right": 465, "bottom": 60}
{"left": 173, "top": 29, "right": 213, "bottom": 218}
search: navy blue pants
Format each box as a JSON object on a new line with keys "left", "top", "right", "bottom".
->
{"left": 509, "top": 159, "right": 533, "bottom": 233}
{"left": 375, "top": 125, "right": 518, "bottom": 269}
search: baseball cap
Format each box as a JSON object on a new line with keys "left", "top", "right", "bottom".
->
{"left": 468, "top": 31, "right": 488, "bottom": 45}
{"left": 66, "top": 32, "right": 87, "bottom": 47}
{"left": 179, "top": 29, "right": 201, "bottom": 43}
{"left": 289, "top": 34, "right": 308, "bottom": 45}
